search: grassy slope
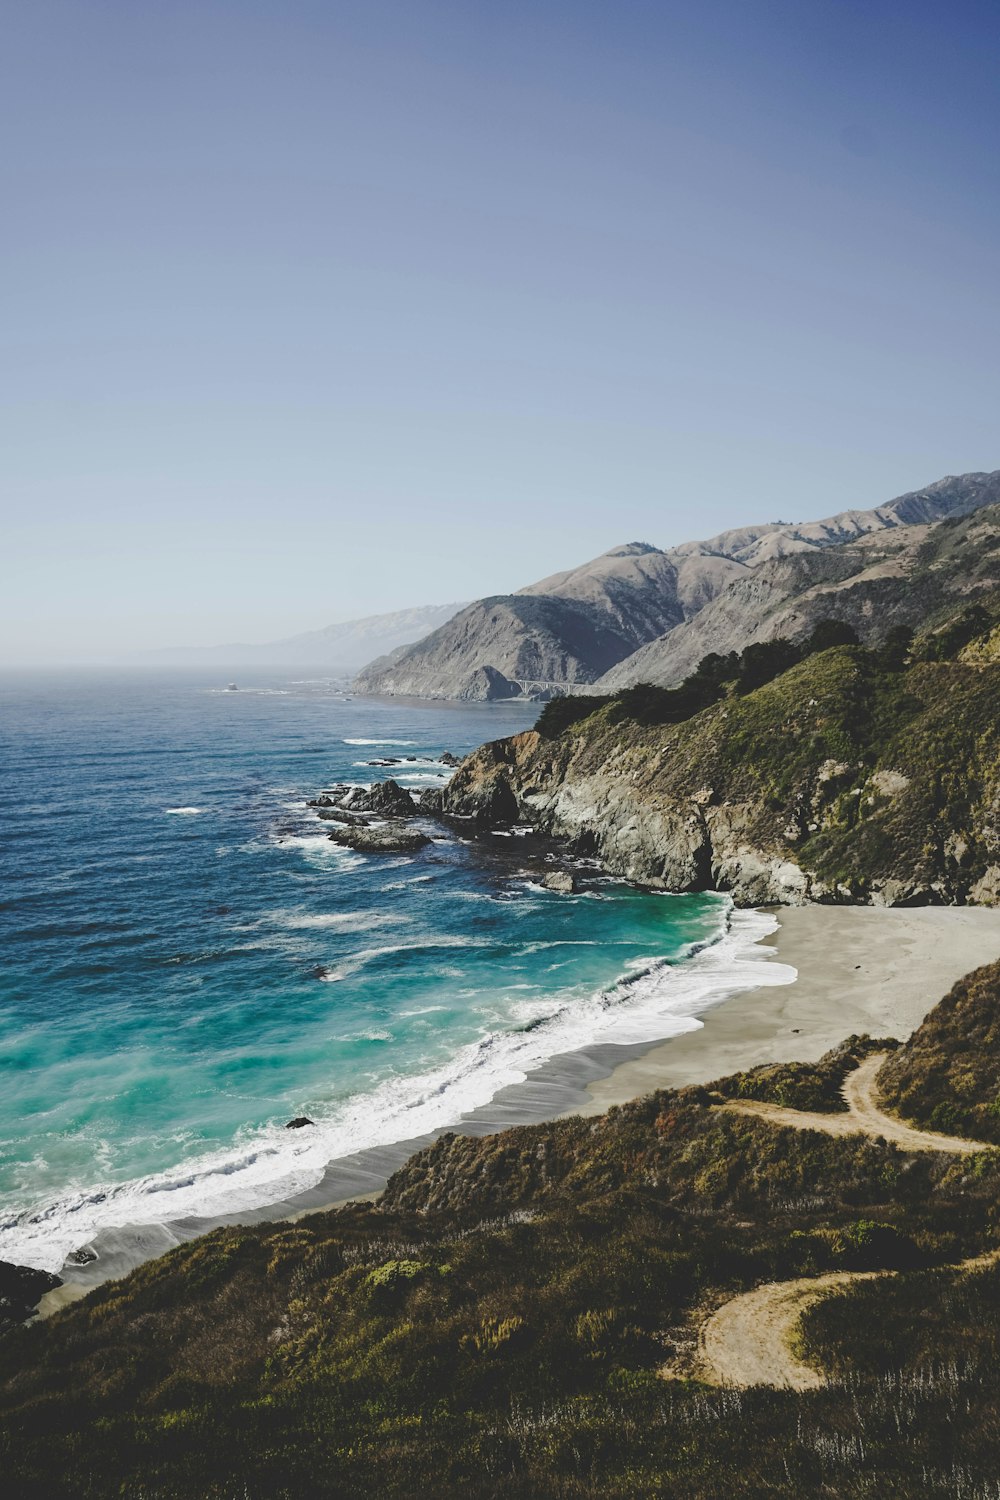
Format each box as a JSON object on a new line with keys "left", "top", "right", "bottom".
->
{"left": 3, "top": 968, "right": 1000, "bottom": 1497}
{"left": 878, "top": 964, "right": 1000, "bottom": 1143}
{"left": 485, "top": 646, "right": 1000, "bottom": 903}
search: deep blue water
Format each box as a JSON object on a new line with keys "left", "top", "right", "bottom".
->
{"left": 0, "top": 670, "right": 744, "bottom": 1271}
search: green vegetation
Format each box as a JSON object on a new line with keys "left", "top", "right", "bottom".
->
{"left": 3, "top": 965, "right": 1000, "bottom": 1497}
{"left": 519, "top": 597, "right": 1000, "bottom": 904}
{"left": 879, "top": 964, "right": 1000, "bottom": 1143}
{"left": 712, "top": 1035, "right": 896, "bottom": 1113}
{"left": 535, "top": 619, "right": 865, "bottom": 739}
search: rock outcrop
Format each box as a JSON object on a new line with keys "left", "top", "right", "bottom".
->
{"left": 444, "top": 643, "right": 1000, "bottom": 908}
{"left": 327, "top": 822, "right": 432, "bottom": 853}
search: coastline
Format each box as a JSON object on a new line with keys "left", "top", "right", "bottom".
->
{"left": 571, "top": 904, "right": 1000, "bottom": 1115}
{"left": 38, "top": 901, "right": 1000, "bottom": 1310}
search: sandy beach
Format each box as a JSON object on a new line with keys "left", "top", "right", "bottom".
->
{"left": 38, "top": 901, "right": 1000, "bottom": 1304}
{"left": 574, "top": 904, "right": 1000, "bottom": 1115}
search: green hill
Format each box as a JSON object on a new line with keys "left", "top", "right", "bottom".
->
{"left": 445, "top": 604, "right": 1000, "bottom": 907}
{"left": 3, "top": 966, "right": 1000, "bottom": 1497}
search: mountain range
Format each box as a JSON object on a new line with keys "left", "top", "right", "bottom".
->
{"left": 354, "top": 471, "right": 1000, "bottom": 699}
{"left": 145, "top": 602, "right": 466, "bottom": 672}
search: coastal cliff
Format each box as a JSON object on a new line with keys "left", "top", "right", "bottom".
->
{"left": 444, "top": 642, "right": 1000, "bottom": 908}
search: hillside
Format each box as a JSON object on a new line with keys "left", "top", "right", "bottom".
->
{"left": 444, "top": 609, "right": 1000, "bottom": 907}
{"left": 4, "top": 963, "right": 1000, "bottom": 1497}
{"left": 354, "top": 544, "right": 735, "bottom": 699}
{"left": 146, "top": 602, "right": 467, "bottom": 671}
{"left": 354, "top": 471, "right": 1000, "bottom": 701}
{"left": 598, "top": 494, "right": 1000, "bottom": 691}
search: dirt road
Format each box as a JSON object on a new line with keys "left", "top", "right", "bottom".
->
{"left": 682, "top": 1057, "right": 996, "bottom": 1389}
{"left": 720, "top": 1052, "right": 990, "bottom": 1154}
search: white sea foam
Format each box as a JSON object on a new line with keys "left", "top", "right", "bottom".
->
{"left": 0, "top": 906, "right": 795, "bottom": 1274}
{"left": 342, "top": 739, "right": 418, "bottom": 746}
{"left": 165, "top": 807, "right": 204, "bottom": 815}
{"left": 274, "top": 911, "right": 412, "bottom": 931}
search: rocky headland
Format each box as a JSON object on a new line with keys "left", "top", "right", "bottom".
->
{"left": 443, "top": 625, "right": 1000, "bottom": 908}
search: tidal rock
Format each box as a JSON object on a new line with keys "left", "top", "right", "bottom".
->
{"left": 418, "top": 787, "right": 445, "bottom": 815}
{"left": 349, "top": 779, "right": 418, "bottom": 817}
{"left": 328, "top": 822, "right": 431, "bottom": 853}
{"left": 316, "top": 807, "right": 372, "bottom": 826}
{"left": 542, "top": 870, "right": 577, "bottom": 893}
{"left": 440, "top": 751, "right": 460, "bottom": 768}
{"left": 285, "top": 1117, "right": 315, "bottom": 1130}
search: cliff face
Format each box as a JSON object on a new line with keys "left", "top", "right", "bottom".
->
{"left": 355, "top": 472, "right": 1000, "bottom": 701}
{"left": 444, "top": 647, "right": 1000, "bottom": 908}
{"left": 354, "top": 544, "right": 739, "bottom": 700}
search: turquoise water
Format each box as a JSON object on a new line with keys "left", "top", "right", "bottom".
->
{"left": 0, "top": 670, "right": 748, "bottom": 1272}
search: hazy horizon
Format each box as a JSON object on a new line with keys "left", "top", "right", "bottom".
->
{"left": 4, "top": 1, "right": 1000, "bottom": 664}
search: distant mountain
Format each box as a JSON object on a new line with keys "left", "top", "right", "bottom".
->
{"left": 146, "top": 603, "right": 467, "bottom": 671}
{"left": 354, "top": 471, "right": 1000, "bottom": 701}
{"left": 598, "top": 472, "right": 1000, "bottom": 691}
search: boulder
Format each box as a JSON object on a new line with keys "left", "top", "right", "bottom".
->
{"left": 542, "top": 870, "right": 577, "bottom": 893}
{"left": 328, "top": 822, "right": 431, "bottom": 853}
{"left": 349, "top": 779, "right": 418, "bottom": 817}
{"left": 285, "top": 1117, "right": 315, "bottom": 1130}
{"left": 418, "top": 787, "right": 445, "bottom": 816}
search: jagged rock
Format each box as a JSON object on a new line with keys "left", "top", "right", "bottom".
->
{"left": 328, "top": 822, "right": 431, "bottom": 853}
{"left": 417, "top": 787, "right": 445, "bottom": 815}
{"left": 542, "top": 871, "right": 577, "bottom": 893}
{"left": 349, "top": 779, "right": 418, "bottom": 817}
{"left": 285, "top": 1117, "right": 314, "bottom": 1130}
{"left": 440, "top": 751, "right": 460, "bottom": 768}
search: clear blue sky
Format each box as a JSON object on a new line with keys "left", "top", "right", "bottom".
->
{"left": 3, "top": 0, "right": 999, "bottom": 660}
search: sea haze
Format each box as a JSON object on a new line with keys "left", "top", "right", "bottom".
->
{"left": 0, "top": 670, "right": 771, "bottom": 1273}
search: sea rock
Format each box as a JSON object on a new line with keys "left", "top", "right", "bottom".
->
{"left": 327, "top": 822, "right": 431, "bottom": 854}
{"left": 439, "top": 751, "right": 460, "bottom": 768}
{"left": 316, "top": 807, "right": 372, "bottom": 826}
{"left": 418, "top": 787, "right": 445, "bottom": 816}
{"left": 542, "top": 870, "right": 577, "bottom": 893}
{"left": 285, "top": 1117, "right": 314, "bottom": 1130}
{"left": 349, "top": 780, "right": 418, "bottom": 818}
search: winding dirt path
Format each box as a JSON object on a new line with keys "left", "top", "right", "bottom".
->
{"left": 679, "top": 1056, "right": 997, "bottom": 1389}
{"left": 720, "top": 1052, "right": 991, "bottom": 1155}
{"left": 697, "top": 1271, "right": 886, "bottom": 1390}
{"left": 694, "top": 1252, "right": 1000, "bottom": 1391}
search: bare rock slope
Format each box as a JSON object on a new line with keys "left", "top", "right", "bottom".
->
{"left": 355, "top": 471, "right": 1000, "bottom": 701}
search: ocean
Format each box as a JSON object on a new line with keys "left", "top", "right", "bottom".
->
{"left": 0, "top": 670, "right": 783, "bottom": 1275}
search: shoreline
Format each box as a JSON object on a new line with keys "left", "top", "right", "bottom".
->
{"left": 35, "top": 901, "right": 1000, "bottom": 1309}
{"left": 568, "top": 904, "right": 1000, "bottom": 1114}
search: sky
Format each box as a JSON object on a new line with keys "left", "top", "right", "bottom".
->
{"left": 2, "top": 0, "right": 999, "bottom": 661}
